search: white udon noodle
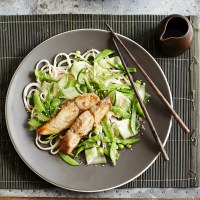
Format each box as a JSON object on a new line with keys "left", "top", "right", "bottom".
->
{"left": 23, "top": 49, "right": 100, "bottom": 154}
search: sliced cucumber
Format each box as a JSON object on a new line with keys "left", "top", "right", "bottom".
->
{"left": 51, "top": 83, "right": 60, "bottom": 98}
{"left": 41, "top": 81, "right": 52, "bottom": 94}
{"left": 28, "top": 118, "right": 43, "bottom": 131}
{"left": 62, "top": 87, "right": 80, "bottom": 100}
{"left": 114, "top": 119, "right": 133, "bottom": 139}
{"left": 85, "top": 146, "right": 107, "bottom": 165}
{"left": 58, "top": 75, "right": 68, "bottom": 89}
{"left": 70, "top": 60, "right": 87, "bottom": 79}
{"left": 115, "top": 91, "right": 131, "bottom": 112}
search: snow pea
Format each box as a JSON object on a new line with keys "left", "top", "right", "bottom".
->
{"left": 94, "top": 49, "right": 114, "bottom": 62}
{"left": 77, "top": 135, "right": 100, "bottom": 147}
{"left": 74, "top": 146, "right": 85, "bottom": 158}
{"left": 33, "top": 91, "right": 45, "bottom": 113}
{"left": 102, "top": 119, "right": 114, "bottom": 140}
{"left": 100, "top": 84, "right": 131, "bottom": 91}
{"left": 35, "top": 70, "right": 56, "bottom": 82}
{"left": 110, "top": 139, "right": 117, "bottom": 165}
{"left": 50, "top": 98, "right": 61, "bottom": 114}
{"left": 108, "top": 62, "right": 137, "bottom": 73}
{"left": 58, "top": 152, "right": 80, "bottom": 166}
{"left": 117, "top": 138, "right": 139, "bottom": 145}
{"left": 111, "top": 106, "right": 131, "bottom": 119}
{"left": 74, "top": 143, "right": 96, "bottom": 158}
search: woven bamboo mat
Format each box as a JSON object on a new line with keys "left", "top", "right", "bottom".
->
{"left": 0, "top": 14, "right": 198, "bottom": 189}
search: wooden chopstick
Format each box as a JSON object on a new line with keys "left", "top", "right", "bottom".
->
{"left": 105, "top": 22, "right": 190, "bottom": 134}
{"left": 110, "top": 37, "right": 169, "bottom": 161}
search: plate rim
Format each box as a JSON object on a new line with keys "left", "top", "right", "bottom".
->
{"left": 5, "top": 28, "right": 173, "bottom": 192}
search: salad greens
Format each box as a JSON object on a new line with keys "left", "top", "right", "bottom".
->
{"left": 24, "top": 48, "right": 149, "bottom": 166}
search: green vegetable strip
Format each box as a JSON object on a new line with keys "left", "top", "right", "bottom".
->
{"left": 77, "top": 135, "right": 100, "bottom": 147}
{"left": 117, "top": 138, "right": 140, "bottom": 145}
{"left": 110, "top": 139, "right": 117, "bottom": 165}
{"left": 108, "top": 62, "right": 137, "bottom": 73}
{"left": 111, "top": 106, "right": 131, "bottom": 119}
{"left": 100, "top": 84, "right": 131, "bottom": 91}
{"left": 33, "top": 91, "right": 45, "bottom": 113}
{"left": 74, "top": 146, "right": 85, "bottom": 158}
{"left": 58, "top": 152, "right": 80, "bottom": 166}
{"left": 35, "top": 70, "right": 56, "bottom": 82}
{"left": 102, "top": 119, "right": 114, "bottom": 140}
{"left": 94, "top": 49, "right": 114, "bottom": 62}
{"left": 50, "top": 98, "right": 61, "bottom": 114}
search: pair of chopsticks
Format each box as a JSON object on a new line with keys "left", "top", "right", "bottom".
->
{"left": 105, "top": 23, "right": 190, "bottom": 161}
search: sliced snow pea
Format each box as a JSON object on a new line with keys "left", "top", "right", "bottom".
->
{"left": 77, "top": 135, "right": 100, "bottom": 147}
{"left": 100, "top": 84, "right": 131, "bottom": 91}
{"left": 35, "top": 113, "right": 50, "bottom": 122}
{"left": 74, "top": 143, "right": 96, "bottom": 158}
{"left": 102, "top": 119, "right": 114, "bottom": 140}
{"left": 46, "top": 133, "right": 61, "bottom": 140}
{"left": 94, "top": 49, "right": 114, "bottom": 62}
{"left": 74, "top": 146, "right": 85, "bottom": 158}
{"left": 111, "top": 106, "right": 131, "bottom": 119}
{"left": 110, "top": 138, "right": 117, "bottom": 165}
{"left": 103, "top": 149, "right": 110, "bottom": 157}
{"left": 35, "top": 70, "right": 56, "bottom": 82}
{"left": 108, "top": 62, "right": 137, "bottom": 73}
{"left": 33, "top": 91, "right": 45, "bottom": 113}
{"left": 59, "top": 152, "right": 80, "bottom": 166}
{"left": 50, "top": 98, "right": 61, "bottom": 113}
{"left": 117, "top": 138, "right": 140, "bottom": 145}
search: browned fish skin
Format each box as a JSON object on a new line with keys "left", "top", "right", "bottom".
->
{"left": 90, "top": 97, "right": 112, "bottom": 126}
{"left": 70, "top": 110, "right": 94, "bottom": 136}
{"left": 59, "top": 130, "right": 81, "bottom": 154}
{"left": 75, "top": 93, "right": 100, "bottom": 110}
{"left": 37, "top": 101, "right": 79, "bottom": 135}
{"left": 37, "top": 93, "right": 99, "bottom": 135}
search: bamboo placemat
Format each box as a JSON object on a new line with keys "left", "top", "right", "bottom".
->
{"left": 0, "top": 14, "right": 198, "bottom": 189}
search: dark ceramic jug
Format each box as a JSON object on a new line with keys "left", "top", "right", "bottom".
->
{"left": 154, "top": 14, "right": 193, "bottom": 57}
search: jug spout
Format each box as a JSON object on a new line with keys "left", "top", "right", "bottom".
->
{"left": 155, "top": 14, "right": 193, "bottom": 57}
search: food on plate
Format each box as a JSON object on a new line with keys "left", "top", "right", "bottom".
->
{"left": 37, "top": 93, "right": 99, "bottom": 135}
{"left": 23, "top": 48, "right": 149, "bottom": 166}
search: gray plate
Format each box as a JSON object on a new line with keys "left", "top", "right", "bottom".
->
{"left": 5, "top": 29, "right": 172, "bottom": 192}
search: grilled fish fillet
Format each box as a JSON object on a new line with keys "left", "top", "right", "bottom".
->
{"left": 59, "top": 130, "right": 81, "bottom": 155}
{"left": 37, "top": 101, "right": 79, "bottom": 135}
{"left": 59, "top": 97, "right": 112, "bottom": 155}
{"left": 37, "top": 93, "right": 99, "bottom": 135}
{"left": 75, "top": 93, "right": 100, "bottom": 110}
{"left": 60, "top": 110, "right": 95, "bottom": 154}
{"left": 90, "top": 97, "right": 112, "bottom": 126}
{"left": 70, "top": 111, "right": 95, "bottom": 136}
